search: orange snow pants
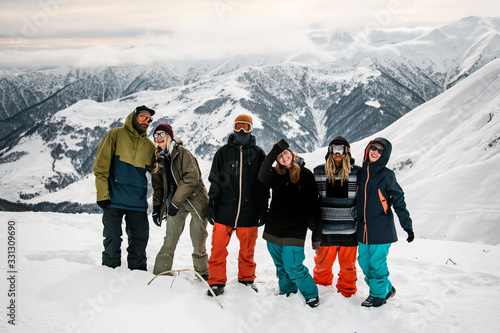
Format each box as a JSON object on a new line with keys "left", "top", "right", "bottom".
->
{"left": 313, "top": 245, "right": 358, "bottom": 297}
{"left": 207, "top": 223, "right": 258, "bottom": 286}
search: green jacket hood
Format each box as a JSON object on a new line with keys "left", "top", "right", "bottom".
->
{"left": 125, "top": 111, "right": 148, "bottom": 137}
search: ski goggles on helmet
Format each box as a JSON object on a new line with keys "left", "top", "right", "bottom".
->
{"left": 153, "top": 132, "right": 168, "bottom": 139}
{"left": 234, "top": 121, "right": 253, "bottom": 133}
{"left": 370, "top": 145, "right": 384, "bottom": 155}
{"left": 328, "top": 144, "right": 348, "bottom": 155}
{"left": 137, "top": 115, "right": 153, "bottom": 123}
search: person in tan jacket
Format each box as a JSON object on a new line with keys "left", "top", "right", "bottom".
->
{"left": 151, "top": 123, "right": 209, "bottom": 279}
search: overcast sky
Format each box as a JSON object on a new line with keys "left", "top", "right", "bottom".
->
{"left": 1, "top": 0, "right": 499, "bottom": 76}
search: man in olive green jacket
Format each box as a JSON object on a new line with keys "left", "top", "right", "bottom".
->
{"left": 150, "top": 123, "right": 209, "bottom": 278}
{"left": 93, "top": 105, "right": 156, "bottom": 271}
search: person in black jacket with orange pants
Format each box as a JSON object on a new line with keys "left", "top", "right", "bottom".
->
{"left": 356, "top": 137, "right": 414, "bottom": 307}
{"left": 205, "top": 114, "right": 269, "bottom": 296}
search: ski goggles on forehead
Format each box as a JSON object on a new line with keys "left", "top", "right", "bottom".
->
{"left": 328, "top": 144, "right": 348, "bottom": 155}
{"left": 234, "top": 121, "right": 253, "bottom": 133}
{"left": 137, "top": 115, "right": 153, "bottom": 123}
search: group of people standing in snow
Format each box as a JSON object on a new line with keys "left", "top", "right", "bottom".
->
{"left": 93, "top": 105, "right": 414, "bottom": 308}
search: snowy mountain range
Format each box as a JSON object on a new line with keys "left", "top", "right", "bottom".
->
{"left": 0, "top": 16, "right": 499, "bottom": 224}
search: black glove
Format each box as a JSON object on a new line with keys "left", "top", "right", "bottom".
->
{"left": 276, "top": 139, "right": 289, "bottom": 151}
{"left": 97, "top": 200, "right": 110, "bottom": 209}
{"left": 206, "top": 205, "right": 216, "bottom": 225}
{"left": 152, "top": 205, "right": 161, "bottom": 227}
{"left": 405, "top": 229, "right": 414, "bottom": 243}
{"left": 307, "top": 217, "right": 316, "bottom": 231}
{"left": 167, "top": 202, "right": 179, "bottom": 217}
{"left": 256, "top": 210, "right": 267, "bottom": 227}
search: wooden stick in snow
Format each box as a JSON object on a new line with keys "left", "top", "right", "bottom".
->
{"left": 147, "top": 268, "right": 224, "bottom": 310}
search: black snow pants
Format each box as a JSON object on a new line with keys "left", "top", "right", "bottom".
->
{"left": 102, "top": 207, "right": 149, "bottom": 270}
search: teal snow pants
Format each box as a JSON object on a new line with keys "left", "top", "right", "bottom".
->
{"left": 267, "top": 242, "right": 318, "bottom": 299}
{"left": 357, "top": 242, "right": 392, "bottom": 298}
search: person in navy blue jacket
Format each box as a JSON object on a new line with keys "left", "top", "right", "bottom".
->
{"left": 356, "top": 137, "right": 414, "bottom": 307}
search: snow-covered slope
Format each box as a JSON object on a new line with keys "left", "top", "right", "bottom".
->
{"left": 0, "top": 210, "right": 498, "bottom": 332}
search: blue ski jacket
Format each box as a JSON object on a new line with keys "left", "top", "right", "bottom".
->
{"left": 356, "top": 137, "right": 412, "bottom": 244}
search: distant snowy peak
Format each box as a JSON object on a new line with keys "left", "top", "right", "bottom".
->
{"left": 437, "top": 15, "right": 500, "bottom": 37}
{"left": 308, "top": 16, "right": 499, "bottom": 47}
{"left": 303, "top": 16, "right": 500, "bottom": 88}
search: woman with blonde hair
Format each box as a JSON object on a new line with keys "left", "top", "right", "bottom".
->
{"left": 313, "top": 136, "right": 360, "bottom": 297}
{"left": 150, "top": 123, "right": 210, "bottom": 279}
{"left": 258, "top": 139, "right": 322, "bottom": 308}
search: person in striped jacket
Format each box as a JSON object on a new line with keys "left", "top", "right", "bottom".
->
{"left": 313, "top": 136, "right": 360, "bottom": 298}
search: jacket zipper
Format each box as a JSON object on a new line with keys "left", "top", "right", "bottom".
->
{"left": 363, "top": 164, "right": 370, "bottom": 244}
{"left": 233, "top": 146, "right": 243, "bottom": 228}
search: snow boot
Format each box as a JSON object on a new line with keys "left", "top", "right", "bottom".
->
{"left": 361, "top": 295, "right": 386, "bottom": 307}
{"left": 306, "top": 296, "right": 320, "bottom": 308}
{"left": 239, "top": 280, "right": 258, "bottom": 293}
{"left": 207, "top": 284, "right": 225, "bottom": 297}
